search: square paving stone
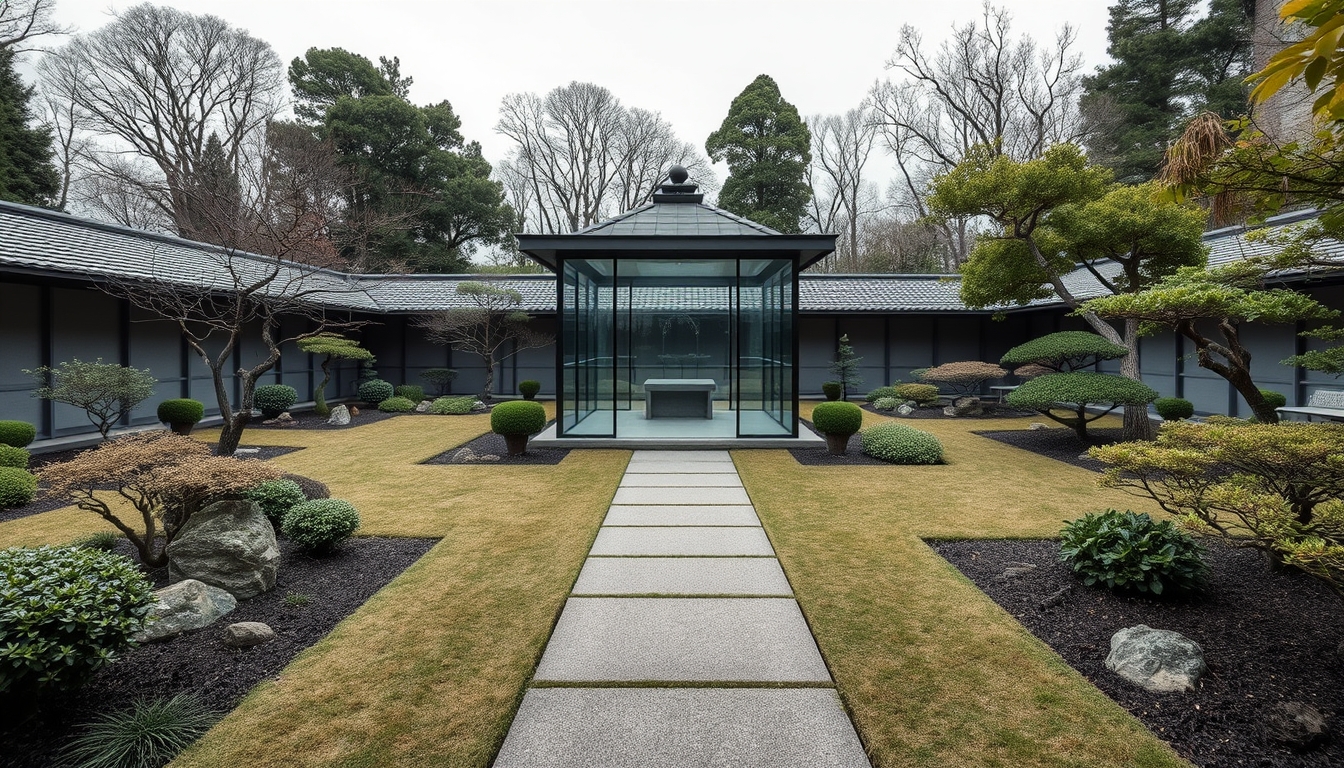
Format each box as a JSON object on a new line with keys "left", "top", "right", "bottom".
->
{"left": 613, "top": 487, "right": 752, "bottom": 506}
{"left": 630, "top": 450, "right": 732, "bottom": 462}
{"left": 603, "top": 505, "right": 760, "bottom": 527}
{"left": 590, "top": 527, "right": 774, "bottom": 556}
{"left": 533, "top": 598, "right": 831, "bottom": 682}
{"left": 622, "top": 460, "right": 739, "bottom": 474}
{"left": 620, "top": 473, "right": 743, "bottom": 488}
{"left": 494, "top": 687, "right": 871, "bottom": 768}
{"left": 573, "top": 557, "right": 793, "bottom": 596}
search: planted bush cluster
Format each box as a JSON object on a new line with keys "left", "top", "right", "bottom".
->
{"left": 893, "top": 383, "right": 940, "bottom": 405}
{"left": 244, "top": 479, "right": 307, "bottom": 526}
{"left": 0, "top": 445, "right": 29, "bottom": 469}
{"left": 0, "top": 545, "right": 155, "bottom": 698}
{"left": 429, "top": 396, "right": 479, "bottom": 415}
{"left": 491, "top": 401, "right": 546, "bottom": 436}
{"left": 918, "top": 361, "right": 1006, "bottom": 395}
{"left": 860, "top": 423, "right": 944, "bottom": 464}
{"left": 156, "top": 398, "right": 205, "bottom": 426}
{"left": 378, "top": 396, "right": 417, "bottom": 413}
{"left": 0, "top": 420, "right": 36, "bottom": 448}
{"left": 1154, "top": 397, "right": 1195, "bottom": 421}
{"left": 865, "top": 385, "right": 899, "bottom": 403}
{"left": 1007, "top": 371, "right": 1158, "bottom": 440}
{"left": 357, "top": 378, "right": 394, "bottom": 406}
{"left": 420, "top": 367, "right": 457, "bottom": 396}
{"left": 872, "top": 397, "right": 900, "bottom": 412}
{"left": 1058, "top": 509, "right": 1207, "bottom": 596}
{"left": 394, "top": 385, "right": 425, "bottom": 403}
{"left": 0, "top": 466, "right": 37, "bottom": 508}
{"left": 812, "top": 401, "right": 863, "bottom": 436}
{"left": 1259, "top": 389, "right": 1288, "bottom": 409}
{"left": 282, "top": 499, "right": 360, "bottom": 553}
{"left": 253, "top": 384, "right": 298, "bottom": 418}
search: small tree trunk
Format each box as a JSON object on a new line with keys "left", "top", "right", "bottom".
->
{"left": 1071, "top": 406, "right": 1090, "bottom": 442}
{"left": 216, "top": 412, "right": 249, "bottom": 456}
{"left": 481, "top": 355, "right": 495, "bottom": 402}
{"left": 1120, "top": 320, "right": 1155, "bottom": 441}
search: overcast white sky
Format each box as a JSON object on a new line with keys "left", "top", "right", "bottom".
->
{"left": 35, "top": 0, "right": 1115, "bottom": 180}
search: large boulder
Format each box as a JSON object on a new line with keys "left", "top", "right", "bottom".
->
{"left": 133, "top": 579, "right": 237, "bottom": 643}
{"left": 327, "top": 404, "right": 351, "bottom": 426}
{"left": 1105, "top": 625, "right": 1206, "bottom": 692}
{"left": 943, "top": 396, "right": 984, "bottom": 417}
{"left": 167, "top": 499, "right": 280, "bottom": 599}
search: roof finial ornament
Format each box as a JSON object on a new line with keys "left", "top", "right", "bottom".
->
{"left": 654, "top": 164, "right": 702, "bottom": 203}
{"left": 668, "top": 165, "right": 689, "bottom": 184}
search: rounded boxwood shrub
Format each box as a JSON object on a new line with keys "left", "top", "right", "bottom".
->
{"left": 378, "top": 396, "right": 417, "bottom": 413}
{"left": 0, "top": 420, "right": 36, "bottom": 448}
{"left": 156, "top": 398, "right": 204, "bottom": 426}
{"left": 865, "top": 385, "right": 899, "bottom": 403}
{"left": 812, "top": 401, "right": 863, "bottom": 436}
{"left": 282, "top": 499, "right": 360, "bottom": 553}
{"left": 1259, "top": 389, "right": 1288, "bottom": 409}
{"left": 893, "top": 383, "right": 940, "bottom": 405}
{"left": 519, "top": 380, "right": 542, "bottom": 400}
{"left": 429, "top": 396, "right": 479, "bottom": 415}
{"left": 491, "top": 401, "right": 547, "bottom": 436}
{"left": 0, "top": 466, "right": 37, "bottom": 508}
{"left": 357, "top": 378, "right": 394, "bottom": 406}
{"left": 821, "top": 381, "right": 843, "bottom": 401}
{"left": 1059, "top": 509, "right": 1207, "bottom": 596}
{"left": 394, "top": 384, "right": 426, "bottom": 403}
{"left": 253, "top": 384, "right": 298, "bottom": 419}
{"left": 1154, "top": 397, "right": 1195, "bottom": 421}
{"left": 0, "top": 545, "right": 155, "bottom": 698}
{"left": 872, "top": 397, "right": 900, "bottom": 412}
{"left": 860, "top": 423, "right": 944, "bottom": 464}
{"left": 244, "top": 478, "right": 307, "bottom": 525}
{"left": 0, "top": 444, "right": 29, "bottom": 469}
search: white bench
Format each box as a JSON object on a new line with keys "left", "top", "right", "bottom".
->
{"left": 1277, "top": 390, "right": 1344, "bottom": 422}
{"left": 643, "top": 379, "right": 716, "bottom": 419}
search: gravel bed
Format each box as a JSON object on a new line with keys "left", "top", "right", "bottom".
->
{"left": 421, "top": 423, "right": 568, "bottom": 466}
{"left": 3, "top": 536, "right": 439, "bottom": 768}
{"left": 932, "top": 538, "right": 1344, "bottom": 768}
{"left": 974, "top": 426, "right": 1125, "bottom": 472}
{"left": 247, "top": 408, "right": 404, "bottom": 430}
{"left": 859, "top": 402, "right": 1038, "bottom": 419}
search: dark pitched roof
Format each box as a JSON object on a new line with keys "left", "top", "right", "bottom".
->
{"left": 574, "top": 202, "right": 782, "bottom": 237}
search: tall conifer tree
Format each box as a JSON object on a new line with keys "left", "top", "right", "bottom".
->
{"left": 0, "top": 47, "right": 58, "bottom": 205}
{"left": 706, "top": 75, "right": 811, "bottom": 233}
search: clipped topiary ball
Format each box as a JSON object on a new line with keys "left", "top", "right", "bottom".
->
{"left": 378, "top": 396, "right": 417, "bottom": 413}
{"left": 812, "top": 401, "right": 864, "bottom": 436}
{"left": 0, "top": 421, "right": 36, "bottom": 448}
{"left": 282, "top": 499, "right": 360, "bottom": 553}
{"left": 821, "top": 382, "right": 843, "bottom": 401}
{"left": 860, "top": 423, "right": 944, "bottom": 465}
{"left": 1154, "top": 397, "right": 1195, "bottom": 421}
{"left": 0, "top": 445, "right": 29, "bottom": 469}
{"left": 357, "top": 378, "right": 394, "bottom": 406}
{"left": 244, "top": 478, "right": 307, "bottom": 525}
{"left": 394, "top": 384, "right": 425, "bottom": 403}
{"left": 1259, "top": 389, "right": 1288, "bottom": 409}
{"left": 429, "top": 396, "right": 479, "bottom": 415}
{"left": 156, "top": 398, "right": 205, "bottom": 426}
{"left": 519, "top": 380, "right": 542, "bottom": 400}
{"left": 491, "top": 401, "right": 547, "bottom": 436}
{"left": 0, "top": 467, "right": 37, "bottom": 508}
{"left": 254, "top": 384, "right": 298, "bottom": 419}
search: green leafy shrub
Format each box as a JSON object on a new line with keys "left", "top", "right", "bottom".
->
{"left": 378, "top": 396, "right": 417, "bottom": 413}
{"left": 0, "top": 420, "right": 36, "bottom": 448}
{"left": 860, "top": 423, "right": 944, "bottom": 464}
{"left": 357, "top": 378, "right": 394, "bottom": 405}
{"left": 61, "top": 693, "right": 216, "bottom": 768}
{"left": 282, "top": 499, "right": 360, "bottom": 553}
{"left": 25, "top": 359, "right": 156, "bottom": 440}
{"left": 865, "top": 385, "right": 899, "bottom": 403}
{"left": 0, "top": 444, "right": 29, "bottom": 469}
{"left": 394, "top": 385, "right": 426, "bottom": 403}
{"left": 429, "top": 396, "right": 479, "bottom": 415}
{"left": 282, "top": 473, "right": 329, "bottom": 501}
{"left": 253, "top": 384, "right": 297, "bottom": 419}
{"left": 420, "top": 367, "right": 457, "bottom": 396}
{"left": 1154, "top": 397, "right": 1195, "bottom": 421}
{"left": 491, "top": 401, "right": 547, "bottom": 436}
{"left": 1007, "top": 371, "right": 1158, "bottom": 440}
{"left": 0, "top": 545, "right": 154, "bottom": 697}
{"left": 821, "top": 381, "right": 843, "bottom": 401}
{"left": 812, "top": 401, "right": 863, "bottom": 436}
{"left": 872, "top": 397, "right": 901, "bottom": 412}
{"left": 1259, "top": 389, "right": 1288, "bottom": 409}
{"left": 244, "top": 479, "right": 307, "bottom": 526}
{"left": 893, "top": 383, "right": 940, "bottom": 405}
{"left": 0, "top": 466, "right": 37, "bottom": 508}
{"left": 155, "top": 399, "right": 204, "bottom": 426}
{"left": 68, "top": 531, "right": 118, "bottom": 552}
{"left": 518, "top": 380, "right": 541, "bottom": 400}
{"left": 1058, "top": 509, "right": 1207, "bottom": 596}
{"left": 1000, "top": 331, "right": 1128, "bottom": 371}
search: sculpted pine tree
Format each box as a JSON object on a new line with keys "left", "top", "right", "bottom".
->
{"left": 297, "top": 333, "right": 373, "bottom": 417}
{"left": 706, "top": 75, "right": 812, "bottom": 233}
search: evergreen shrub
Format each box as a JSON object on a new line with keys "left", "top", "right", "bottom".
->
{"left": 1259, "top": 389, "right": 1288, "bottom": 409}
{"left": 0, "top": 421, "right": 36, "bottom": 448}
{"left": 1154, "top": 397, "right": 1195, "bottom": 421}
{"left": 812, "top": 402, "right": 863, "bottom": 436}
{"left": 872, "top": 397, "right": 901, "bottom": 412}
{"left": 0, "top": 445, "right": 29, "bottom": 469}
{"left": 282, "top": 499, "right": 360, "bottom": 553}
{"left": 394, "top": 385, "right": 425, "bottom": 403}
{"left": 244, "top": 479, "right": 307, "bottom": 526}
{"left": 377, "top": 396, "right": 417, "bottom": 413}
{"left": 1058, "top": 509, "right": 1207, "bottom": 596}
{"left": 893, "top": 383, "right": 940, "bottom": 405}
{"left": 821, "top": 381, "right": 843, "bottom": 401}
{"left": 860, "top": 423, "right": 944, "bottom": 464}
{"left": 0, "top": 467, "right": 37, "bottom": 508}
{"left": 429, "top": 396, "right": 479, "bottom": 415}
{"left": 156, "top": 399, "right": 205, "bottom": 426}
{"left": 519, "top": 380, "right": 542, "bottom": 400}
{"left": 253, "top": 385, "right": 298, "bottom": 418}
{"left": 491, "top": 401, "right": 546, "bottom": 436}
{"left": 357, "top": 379, "right": 394, "bottom": 405}
{"left": 865, "top": 385, "right": 899, "bottom": 403}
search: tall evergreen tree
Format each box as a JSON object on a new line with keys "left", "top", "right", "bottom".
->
{"left": 181, "top": 132, "right": 242, "bottom": 243}
{"left": 0, "top": 47, "right": 58, "bottom": 205}
{"left": 706, "top": 75, "right": 811, "bottom": 233}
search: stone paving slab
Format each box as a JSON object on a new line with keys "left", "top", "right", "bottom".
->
{"left": 573, "top": 557, "right": 793, "bottom": 596}
{"left": 620, "top": 473, "right": 743, "bottom": 488}
{"left": 613, "top": 487, "right": 752, "bottom": 506}
{"left": 630, "top": 450, "right": 732, "bottom": 462}
{"left": 590, "top": 527, "right": 774, "bottom": 556}
{"left": 603, "top": 505, "right": 760, "bottom": 527}
{"left": 621, "top": 460, "right": 739, "bottom": 474}
{"left": 534, "top": 598, "right": 831, "bottom": 682}
{"left": 494, "top": 687, "right": 871, "bottom": 768}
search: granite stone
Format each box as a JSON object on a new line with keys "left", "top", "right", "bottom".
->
{"left": 621, "top": 460, "right": 739, "bottom": 474}
{"left": 620, "top": 473, "right": 743, "bottom": 488}
{"left": 612, "top": 487, "right": 752, "bottom": 506}
{"left": 629, "top": 450, "right": 732, "bottom": 462}
{"left": 573, "top": 557, "right": 793, "bottom": 596}
{"left": 603, "top": 505, "right": 760, "bottom": 527}
{"left": 590, "top": 527, "right": 774, "bottom": 556}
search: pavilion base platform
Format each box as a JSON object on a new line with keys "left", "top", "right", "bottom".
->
{"left": 532, "top": 410, "right": 824, "bottom": 449}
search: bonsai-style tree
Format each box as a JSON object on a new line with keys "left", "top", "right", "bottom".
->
{"left": 25, "top": 359, "right": 156, "bottom": 440}
{"left": 829, "top": 334, "right": 863, "bottom": 401}
{"left": 918, "top": 361, "right": 1007, "bottom": 396}
{"left": 414, "top": 282, "right": 553, "bottom": 400}
{"left": 297, "top": 332, "right": 374, "bottom": 416}
{"left": 999, "top": 331, "right": 1129, "bottom": 373}
{"left": 1007, "top": 371, "right": 1158, "bottom": 440}
{"left": 420, "top": 367, "right": 457, "bottom": 396}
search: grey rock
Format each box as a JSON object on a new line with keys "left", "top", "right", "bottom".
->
{"left": 453, "top": 447, "right": 500, "bottom": 463}
{"left": 896, "top": 404, "right": 916, "bottom": 416}
{"left": 994, "top": 562, "right": 1038, "bottom": 582}
{"left": 414, "top": 399, "right": 432, "bottom": 412}
{"left": 326, "top": 404, "right": 351, "bottom": 426}
{"left": 944, "top": 396, "right": 983, "bottom": 417}
{"left": 1039, "top": 584, "right": 1073, "bottom": 609}
{"left": 133, "top": 579, "right": 237, "bottom": 642}
{"left": 471, "top": 399, "right": 488, "bottom": 412}
{"left": 1262, "top": 700, "right": 1328, "bottom": 750}
{"left": 222, "top": 621, "right": 276, "bottom": 648}
{"left": 1028, "top": 422, "right": 1050, "bottom": 430}
{"left": 167, "top": 499, "right": 280, "bottom": 599}
{"left": 1105, "top": 625, "right": 1205, "bottom": 692}
{"left": 232, "top": 447, "right": 261, "bottom": 457}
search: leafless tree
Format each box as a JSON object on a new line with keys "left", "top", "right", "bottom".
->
{"left": 0, "top": 0, "right": 68, "bottom": 51}
{"left": 38, "top": 3, "right": 284, "bottom": 240}
{"left": 805, "top": 106, "right": 883, "bottom": 272}
{"left": 870, "top": 2, "right": 1087, "bottom": 267}
{"left": 496, "top": 81, "right": 714, "bottom": 233}
{"left": 414, "top": 282, "right": 553, "bottom": 399}
{"left": 855, "top": 211, "right": 950, "bottom": 273}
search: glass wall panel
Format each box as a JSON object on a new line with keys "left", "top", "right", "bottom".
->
{"left": 738, "top": 259, "right": 793, "bottom": 437}
{"left": 560, "top": 258, "right": 615, "bottom": 436}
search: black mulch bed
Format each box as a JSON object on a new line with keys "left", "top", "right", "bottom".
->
{"left": 933, "top": 538, "right": 1344, "bottom": 768}
{"left": 4, "top": 535, "right": 439, "bottom": 768}
{"left": 789, "top": 420, "right": 889, "bottom": 466}
{"left": 859, "top": 401, "right": 1038, "bottom": 419}
{"left": 247, "top": 407, "right": 404, "bottom": 430}
{"left": 974, "top": 426, "right": 1125, "bottom": 472}
{"left": 421, "top": 423, "right": 569, "bottom": 466}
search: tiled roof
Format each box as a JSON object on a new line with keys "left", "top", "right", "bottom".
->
{"left": 574, "top": 202, "right": 781, "bottom": 237}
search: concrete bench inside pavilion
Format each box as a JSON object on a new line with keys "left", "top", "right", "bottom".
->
{"left": 643, "top": 379, "right": 716, "bottom": 419}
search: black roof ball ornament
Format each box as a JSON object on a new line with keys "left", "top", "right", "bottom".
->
{"left": 668, "top": 165, "right": 689, "bottom": 184}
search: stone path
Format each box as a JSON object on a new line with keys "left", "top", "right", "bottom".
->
{"left": 494, "top": 450, "right": 871, "bottom": 768}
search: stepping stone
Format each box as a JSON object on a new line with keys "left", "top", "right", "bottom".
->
{"left": 629, "top": 450, "right": 731, "bottom": 462}
{"left": 620, "top": 473, "right": 743, "bottom": 488}
{"left": 494, "top": 687, "right": 871, "bottom": 768}
{"left": 534, "top": 598, "right": 831, "bottom": 682}
{"left": 590, "top": 527, "right": 774, "bottom": 557}
{"left": 621, "top": 460, "right": 739, "bottom": 474}
{"left": 603, "top": 505, "right": 760, "bottom": 527}
{"left": 573, "top": 557, "right": 793, "bottom": 596}
{"left": 613, "top": 487, "right": 751, "bottom": 506}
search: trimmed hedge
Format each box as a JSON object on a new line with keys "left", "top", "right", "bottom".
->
{"left": 378, "top": 396, "right": 417, "bottom": 413}
{"left": 812, "top": 401, "right": 863, "bottom": 436}
{"left": 860, "top": 423, "right": 944, "bottom": 464}
{"left": 429, "top": 396, "right": 479, "bottom": 415}
{"left": 0, "top": 467, "right": 37, "bottom": 508}
{"left": 491, "top": 401, "right": 547, "bottom": 436}
{"left": 1259, "top": 389, "right": 1288, "bottom": 409}
{"left": 893, "top": 383, "right": 940, "bottom": 405}
{"left": 999, "top": 331, "right": 1128, "bottom": 370}
{"left": 0, "top": 421, "right": 36, "bottom": 448}
{"left": 519, "top": 380, "right": 542, "bottom": 400}
{"left": 244, "top": 479, "right": 307, "bottom": 525}
{"left": 394, "top": 385, "right": 426, "bottom": 403}
{"left": 282, "top": 499, "right": 360, "bottom": 553}
{"left": 1154, "top": 397, "right": 1195, "bottom": 421}
{"left": 254, "top": 384, "right": 298, "bottom": 418}
{"left": 1059, "top": 509, "right": 1207, "bottom": 596}
{"left": 865, "top": 385, "right": 899, "bottom": 403}
{"left": 156, "top": 398, "right": 205, "bottom": 426}
{"left": 357, "top": 378, "right": 394, "bottom": 405}
{"left": 821, "top": 382, "right": 843, "bottom": 401}
{"left": 0, "top": 445, "right": 29, "bottom": 469}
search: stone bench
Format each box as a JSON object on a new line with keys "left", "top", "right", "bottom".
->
{"left": 643, "top": 379, "right": 716, "bottom": 419}
{"left": 1277, "top": 389, "right": 1344, "bottom": 422}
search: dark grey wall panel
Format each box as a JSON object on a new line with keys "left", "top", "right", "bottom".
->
{"left": 0, "top": 283, "right": 42, "bottom": 428}
{"left": 51, "top": 288, "right": 120, "bottom": 433}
